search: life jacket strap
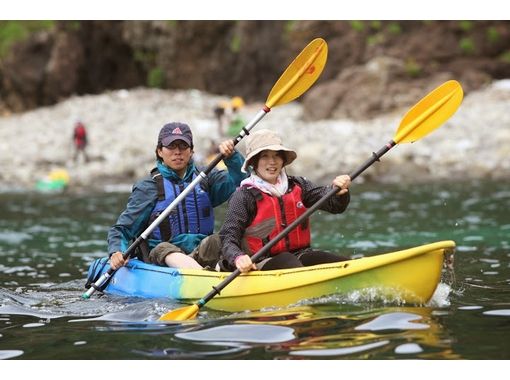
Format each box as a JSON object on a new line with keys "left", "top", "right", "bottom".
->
{"left": 150, "top": 167, "right": 172, "bottom": 241}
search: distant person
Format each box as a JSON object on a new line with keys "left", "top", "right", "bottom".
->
{"left": 108, "top": 122, "right": 247, "bottom": 271}
{"left": 213, "top": 97, "right": 247, "bottom": 139}
{"left": 226, "top": 96, "right": 246, "bottom": 138}
{"left": 72, "top": 120, "right": 89, "bottom": 163}
{"left": 213, "top": 100, "right": 230, "bottom": 139}
{"left": 219, "top": 129, "right": 351, "bottom": 273}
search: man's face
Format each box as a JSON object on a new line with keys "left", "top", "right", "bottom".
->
{"left": 158, "top": 140, "right": 193, "bottom": 176}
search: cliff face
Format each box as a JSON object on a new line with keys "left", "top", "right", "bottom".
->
{"left": 1, "top": 20, "right": 510, "bottom": 119}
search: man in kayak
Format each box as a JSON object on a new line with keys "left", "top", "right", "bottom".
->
{"left": 108, "top": 122, "right": 246, "bottom": 270}
{"left": 219, "top": 129, "right": 351, "bottom": 273}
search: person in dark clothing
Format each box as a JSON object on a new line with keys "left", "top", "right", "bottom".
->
{"left": 219, "top": 129, "right": 351, "bottom": 273}
{"left": 108, "top": 122, "right": 246, "bottom": 270}
{"left": 73, "top": 120, "right": 89, "bottom": 163}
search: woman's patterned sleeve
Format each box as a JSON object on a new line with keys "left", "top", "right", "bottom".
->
{"left": 219, "top": 189, "right": 257, "bottom": 267}
{"left": 294, "top": 176, "right": 350, "bottom": 214}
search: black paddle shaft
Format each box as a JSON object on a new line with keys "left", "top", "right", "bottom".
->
{"left": 197, "top": 140, "right": 397, "bottom": 307}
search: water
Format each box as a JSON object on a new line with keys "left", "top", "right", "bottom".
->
{"left": 0, "top": 179, "right": 509, "bottom": 360}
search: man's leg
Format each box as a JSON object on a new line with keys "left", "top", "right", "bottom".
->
{"left": 191, "top": 234, "right": 222, "bottom": 268}
{"left": 149, "top": 242, "right": 202, "bottom": 269}
{"left": 164, "top": 252, "right": 202, "bottom": 269}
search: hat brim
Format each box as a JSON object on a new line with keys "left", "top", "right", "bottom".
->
{"left": 161, "top": 135, "right": 192, "bottom": 147}
{"left": 241, "top": 145, "right": 297, "bottom": 172}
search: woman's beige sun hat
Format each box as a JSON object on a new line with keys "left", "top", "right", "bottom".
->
{"left": 241, "top": 129, "right": 297, "bottom": 172}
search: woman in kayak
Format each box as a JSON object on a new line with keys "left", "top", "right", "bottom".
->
{"left": 108, "top": 122, "right": 246, "bottom": 270}
{"left": 219, "top": 129, "right": 351, "bottom": 273}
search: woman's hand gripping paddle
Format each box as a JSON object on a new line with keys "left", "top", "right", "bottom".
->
{"left": 158, "top": 80, "right": 463, "bottom": 321}
{"left": 82, "top": 38, "right": 328, "bottom": 299}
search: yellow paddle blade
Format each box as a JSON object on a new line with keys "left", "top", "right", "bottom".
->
{"left": 395, "top": 80, "right": 463, "bottom": 144}
{"left": 265, "top": 38, "right": 328, "bottom": 108}
{"left": 158, "top": 304, "right": 199, "bottom": 321}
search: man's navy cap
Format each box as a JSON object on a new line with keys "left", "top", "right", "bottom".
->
{"left": 158, "top": 122, "right": 193, "bottom": 147}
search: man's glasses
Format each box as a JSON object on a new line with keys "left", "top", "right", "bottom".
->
{"left": 164, "top": 141, "right": 190, "bottom": 151}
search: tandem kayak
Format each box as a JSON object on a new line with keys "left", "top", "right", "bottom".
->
{"left": 86, "top": 240, "right": 455, "bottom": 312}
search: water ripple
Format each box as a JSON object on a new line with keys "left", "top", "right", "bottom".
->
{"left": 289, "top": 340, "right": 389, "bottom": 357}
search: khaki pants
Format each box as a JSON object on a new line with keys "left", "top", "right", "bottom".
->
{"left": 148, "top": 234, "right": 222, "bottom": 268}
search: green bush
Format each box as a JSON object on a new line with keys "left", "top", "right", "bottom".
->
{"left": 367, "top": 34, "right": 385, "bottom": 47}
{"left": 370, "top": 21, "right": 382, "bottom": 30}
{"left": 134, "top": 50, "right": 156, "bottom": 64}
{"left": 0, "top": 21, "right": 54, "bottom": 57}
{"left": 230, "top": 33, "right": 241, "bottom": 53}
{"left": 284, "top": 21, "right": 297, "bottom": 34}
{"left": 499, "top": 50, "right": 510, "bottom": 63}
{"left": 350, "top": 21, "right": 365, "bottom": 32}
{"left": 486, "top": 26, "right": 500, "bottom": 44}
{"left": 387, "top": 22, "right": 402, "bottom": 35}
{"left": 405, "top": 58, "right": 422, "bottom": 78}
{"left": 458, "top": 21, "right": 474, "bottom": 32}
{"left": 459, "top": 37, "right": 476, "bottom": 55}
{"left": 147, "top": 67, "right": 165, "bottom": 88}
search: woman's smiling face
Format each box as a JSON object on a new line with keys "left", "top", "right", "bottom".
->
{"left": 254, "top": 150, "right": 284, "bottom": 184}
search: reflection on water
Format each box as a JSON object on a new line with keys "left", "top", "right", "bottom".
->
{"left": 176, "top": 324, "right": 295, "bottom": 343}
{"left": 0, "top": 350, "right": 24, "bottom": 359}
{"left": 228, "top": 305, "right": 462, "bottom": 359}
{"left": 354, "top": 312, "right": 429, "bottom": 331}
{"left": 0, "top": 179, "right": 509, "bottom": 359}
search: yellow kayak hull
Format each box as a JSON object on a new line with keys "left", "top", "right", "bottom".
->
{"left": 179, "top": 240, "right": 455, "bottom": 311}
{"left": 93, "top": 241, "right": 455, "bottom": 312}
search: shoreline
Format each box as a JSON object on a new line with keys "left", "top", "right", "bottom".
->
{"left": 1, "top": 81, "right": 510, "bottom": 192}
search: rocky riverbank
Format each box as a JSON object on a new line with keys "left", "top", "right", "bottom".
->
{"left": 1, "top": 80, "right": 510, "bottom": 192}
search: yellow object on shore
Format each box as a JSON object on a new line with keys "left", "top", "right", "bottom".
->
{"left": 35, "top": 168, "right": 70, "bottom": 192}
{"left": 47, "top": 169, "right": 70, "bottom": 183}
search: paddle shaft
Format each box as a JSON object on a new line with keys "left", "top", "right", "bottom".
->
{"left": 82, "top": 107, "right": 270, "bottom": 299}
{"left": 194, "top": 139, "right": 397, "bottom": 308}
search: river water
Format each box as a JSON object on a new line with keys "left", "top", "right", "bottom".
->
{"left": 0, "top": 179, "right": 509, "bottom": 362}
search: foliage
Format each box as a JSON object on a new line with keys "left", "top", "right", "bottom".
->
{"left": 458, "top": 21, "right": 474, "bottom": 32}
{"left": 486, "top": 26, "right": 500, "bottom": 44}
{"left": 64, "top": 21, "right": 81, "bottom": 31}
{"left": 284, "top": 21, "right": 297, "bottom": 34}
{"left": 0, "top": 21, "right": 54, "bottom": 58}
{"left": 367, "top": 33, "right": 385, "bottom": 47}
{"left": 350, "top": 21, "right": 365, "bottom": 32}
{"left": 230, "top": 33, "right": 241, "bottom": 53}
{"left": 387, "top": 22, "right": 402, "bottom": 35}
{"left": 147, "top": 67, "right": 165, "bottom": 88}
{"left": 459, "top": 37, "right": 476, "bottom": 55}
{"left": 134, "top": 49, "right": 156, "bottom": 65}
{"left": 369, "top": 21, "right": 382, "bottom": 30}
{"left": 405, "top": 58, "right": 422, "bottom": 78}
{"left": 500, "top": 50, "right": 510, "bottom": 64}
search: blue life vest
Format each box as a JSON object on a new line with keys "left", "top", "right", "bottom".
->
{"left": 148, "top": 168, "right": 214, "bottom": 241}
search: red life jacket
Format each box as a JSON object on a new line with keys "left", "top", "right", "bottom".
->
{"left": 75, "top": 124, "right": 86, "bottom": 139}
{"left": 244, "top": 183, "right": 311, "bottom": 256}
{"left": 74, "top": 124, "right": 87, "bottom": 147}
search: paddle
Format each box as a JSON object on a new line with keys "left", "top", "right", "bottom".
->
{"left": 82, "top": 38, "right": 328, "bottom": 299}
{"left": 159, "top": 79, "right": 464, "bottom": 321}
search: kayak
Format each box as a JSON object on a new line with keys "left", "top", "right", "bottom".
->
{"left": 35, "top": 169, "right": 69, "bottom": 193}
{"left": 86, "top": 240, "right": 455, "bottom": 312}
